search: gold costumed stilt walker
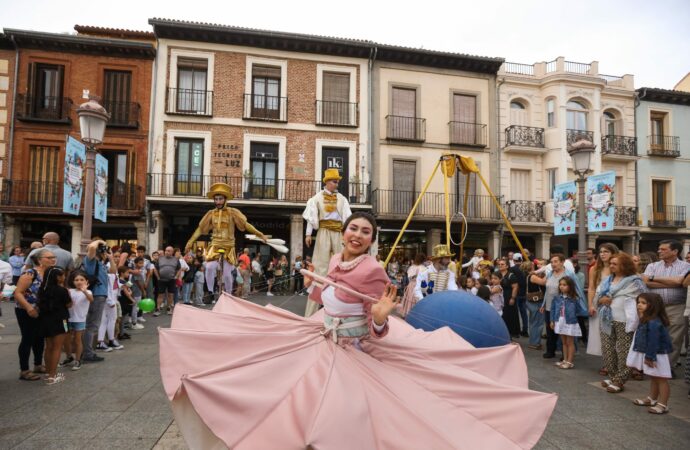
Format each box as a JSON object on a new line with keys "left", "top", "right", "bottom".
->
{"left": 186, "top": 183, "right": 267, "bottom": 295}
{"left": 303, "top": 168, "right": 352, "bottom": 316}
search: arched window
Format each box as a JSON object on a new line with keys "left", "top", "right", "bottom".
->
{"left": 566, "top": 100, "right": 588, "bottom": 130}
{"left": 603, "top": 110, "right": 617, "bottom": 136}
{"left": 509, "top": 99, "right": 528, "bottom": 126}
{"left": 510, "top": 100, "right": 525, "bottom": 109}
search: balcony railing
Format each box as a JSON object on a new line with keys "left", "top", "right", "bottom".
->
{"left": 601, "top": 135, "right": 637, "bottom": 157}
{"left": 146, "top": 173, "right": 370, "bottom": 204}
{"left": 243, "top": 94, "right": 288, "bottom": 122}
{"left": 648, "top": 205, "right": 686, "bottom": 228}
{"left": 566, "top": 129, "right": 594, "bottom": 149}
{"left": 600, "top": 74, "right": 624, "bottom": 86}
{"left": 386, "top": 115, "right": 426, "bottom": 142}
{"left": 614, "top": 206, "right": 638, "bottom": 227}
{"left": 449, "top": 122, "right": 487, "bottom": 147}
{"left": 505, "top": 125, "right": 544, "bottom": 148}
{"left": 647, "top": 135, "right": 680, "bottom": 157}
{"left": 565, "top": 61, "right": 592, "bottom": 75}
{"left": 15, "top": 94, "right": 72, "bottom": 124}
{"left": 504, "top": 200, "right": 546, "bottom": 222}
{"left": 166, "top": 88, "right": 213, "bottom": 116}
{"left": 503, "top": 62, "right": 534, "bottom": 76}
{"left": 372, "top": 189, "right": 501, "bottom": 221}
{"left": 316, "top": 100, "right": 357, "bottom": 126}
{"left": 0, "top": 179, "right": 142, "bottom": 212}
{"left": 103, "top": 100, "right": 140, "bottom": 128}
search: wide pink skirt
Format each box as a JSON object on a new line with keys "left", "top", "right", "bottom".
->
{"left": 159, "top": 294, "right": 557, "bottom": 449}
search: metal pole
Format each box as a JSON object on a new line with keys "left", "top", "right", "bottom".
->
{"left": 80, "top": 144, "right": 96, "bottom": 256}
{"left": 577, "top": 174, "right": 588, "bottom": 269}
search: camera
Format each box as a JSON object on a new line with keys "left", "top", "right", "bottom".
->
{"left": 96, "top": 243, "right": 110, "bottom": 255}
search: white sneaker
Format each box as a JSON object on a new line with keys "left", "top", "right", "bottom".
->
{"left": 96, "top": 342, "right": 113, "bottom": 352}
{"left": 109, "top": 340, "right": 124, "bottom": 350}
{"left": 137, "top": 317, "right": 146, "bottom": 323}
{"left": 132, "top": 324, "right": 145, "bottom": 330}
{"left": 267, "top": 292, "right": 274, "bottom": 296}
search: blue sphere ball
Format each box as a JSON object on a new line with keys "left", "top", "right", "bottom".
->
{"left": 406, "top": 290, "right": 511, "bottom": 348}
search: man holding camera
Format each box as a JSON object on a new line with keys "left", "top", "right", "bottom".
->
{"left": 81, "top": 239, "right": 117, "bottom": 363}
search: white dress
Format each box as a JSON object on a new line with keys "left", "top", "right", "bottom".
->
{"left": 587, "top": 283, "right": 603, "bottom": 356}
{"left": 554, "top": 304, "right": 582, "bottom": 337}
{"left": 625, "top": 330, "right": 672, "bottom": 379}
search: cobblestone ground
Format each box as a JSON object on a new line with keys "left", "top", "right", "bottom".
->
{"left": 1, "top": 294, "right": 688, "bottom": 449}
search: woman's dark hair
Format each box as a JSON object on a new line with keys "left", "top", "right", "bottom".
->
{"left": 414, "top": 252, "right": 426, "bottom": 265}
{"left": 558, "top": 276, "right": 577, "bottom": 296}
{"left": 37, "top": 267, "right": 66, "bottom": 312}
{"left": 67, "top": 270, "right": 89, "bottom": 289}
{"left": 342, "top": 212, "right": 378, "bottom": 243}
{"left": 120, "top": 242, "right": 132, "bottom": 255}
{"left": 490, "top": 271, "right": 503, "bottom": 281}
{"left": 637, "top": 292, "right": 669, "bottom": 326}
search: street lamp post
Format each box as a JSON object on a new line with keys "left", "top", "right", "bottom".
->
{"left": 76, "top": 98, "right": 110, "bottom": 255}
{"left": 567, "top": 140, "right": 596, "bottom": 271}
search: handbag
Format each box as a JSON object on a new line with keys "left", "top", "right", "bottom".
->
{"left": 526, "top": 278, "right": 544, "bottom": 303}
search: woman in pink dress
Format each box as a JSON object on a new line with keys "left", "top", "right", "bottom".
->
{"left": 400, "top": 252, "right": 426, "bottom": 317}
{"left": 160, "top": 212, "right": 557, "bottom": 449}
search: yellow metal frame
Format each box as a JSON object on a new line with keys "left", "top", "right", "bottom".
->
{"left": 383, "top": 153, "right": 528, "bottom": 266}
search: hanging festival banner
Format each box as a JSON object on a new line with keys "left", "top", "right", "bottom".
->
{"left": 63, "top": 136, "right": 86, "bottom": 215}
{"left": 586, "top": 171, "right": 615, "bottom": 232}
{"left": 94, "top": 153, "right": 108, "bottom": 222}
{"left": 553, "top": 181, "right": 577, "bottom": 236}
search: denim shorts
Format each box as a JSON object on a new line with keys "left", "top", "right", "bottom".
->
{"left": 68, "top": 321, "right": 86, "bottom": 331}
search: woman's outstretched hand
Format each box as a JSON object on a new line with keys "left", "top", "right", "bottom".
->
{"left": 372, "top": 284, "right": 399, "bottom": 326}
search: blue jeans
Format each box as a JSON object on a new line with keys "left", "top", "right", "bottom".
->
{"left": 526, "top": 300, "right": 544, "bottom": 346}
{"left": 181, "top": 282, "right": 193, "bottom": 304}
{"left": 82, "top": 296, "right": 106, "bottom": 359}
{"left": 517, "top": 295, "right": 528, "bottom": 333}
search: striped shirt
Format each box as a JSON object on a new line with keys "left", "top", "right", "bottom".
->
{"left": 644, "top": 259, "right": 690, "bottom": 305}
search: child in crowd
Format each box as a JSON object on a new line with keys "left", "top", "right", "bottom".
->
{"left": 460, "top": 276, "right": 478, "bottom": 296}
{"left": 61, "top": 271, "right": 93, "bottom": 371}
{"left": 97, "top": 269, "right": 124, "bottom": 352}
{"left": 37, "top": 267, "right": 71, "bottom": 385}
{"left": 194, "top": 263, "right": 206, "bottom": 306}
{"left": 488, "top": 273, "right": 504, "bottom": 316}
{"left": 128, "top": 257, "right": 146, "bottom": 329}
{"left": 550, "top": 277, "right": 581, "bottom": 369}
{"left": 627, "top": 293, "right": 673, "bottom": 414}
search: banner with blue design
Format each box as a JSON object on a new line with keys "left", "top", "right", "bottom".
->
{"left": 586, "top": 171, "right": 615, "bottom": 232}
{"left": 94, "top": 153, "right": 108, "bottom": 222}
{"left": 63, "top": 136, "right": 85, "bottom": 215}
{"left": 553, "top": 181, "right": 577, "bottom": 236}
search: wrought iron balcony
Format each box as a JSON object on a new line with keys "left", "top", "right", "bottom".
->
{"left": 243, "top": 94, "right": 288, "bottom": 122}
{"left": 372, "top": 189, "right": 501, "bottom": 221}
{"left": 647, "top": 135, "right": 680, "bottom": 157}
{"left": 601, "top": 135, "right": 637, "bottom": 157}
{"left": 166, "top": 88, "right": 213, "bottom": 116}
{"left": 614, "top": 206, "right": 638, "bottom": 227}
{"left": 505, "top": 125, "right": 544, "bottom": 148}
{"left": 0, "top": 179, "right": 142, "bottom": 213}
{"left": 449, "top": 122, "right": 487, "bottom": 147}
{"left": 504, "top": 200, "right": 546, "bottom": 222}
{"left": 566, "top": 129, "right": 594, "bottom": 149}
{"left": 316, "top": 100, "right": 357, "bottom": 126}
{"left": 146, "top": 173, "right": 370, "bottom": 204}
{"left": 103, "top": 100, "right": 141, "bottom": 128}
{"left": 15, "top": 94, "right": 73, "bottom": 124}
{"left": 648, "top": 205, "right": 686, "bottom": 227}
{"left": 385, "top": 115, "right": 426, "bottom": 142}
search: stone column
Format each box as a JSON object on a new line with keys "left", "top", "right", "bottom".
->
{"left": 69, "top": 221, "right": 83, "bottom": 256}
{"left": 135, "top": 220, "right": 147, "bottom": 249}
{"left": 488, "top": 230, "right": 500, "bottom": 258}
{"left": 587, "top": 234, "right": 598, "bottom": 251}
{"left": 535, "top": 232, "right": 552, "bottom": 259}
{"left": 149, "top": 210, "right": 164, "bottom": 252}
{"left": 427, "top": 229, "right": 442, "bottom": 256}
{"left": 623, "top": 236, "right": 637, "bottom": 255}
{"left": 683, "top": 239, "right": 690, "bottom": 258}
{"left": 290, "top": 214, "right": 304, "bottom": 259}
{"left": 2, "top": 216, "right": 21, "bottom": 249}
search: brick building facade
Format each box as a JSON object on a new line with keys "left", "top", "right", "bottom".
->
{"left": 0, "top": 28, "right": 155, "bottom": 253}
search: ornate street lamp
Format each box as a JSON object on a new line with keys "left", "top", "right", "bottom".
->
{"left": 567, "top": 139, "right": 595, "bottom": 270}
{"left": 76, "top": 98, "right": 110, "bottom": 255}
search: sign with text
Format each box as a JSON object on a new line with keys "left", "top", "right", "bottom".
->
{"left": 94, "top": 153, "right": 108, "bottom": 222}
{"left": 587, "top": 171, "right": 615, "bottom": 232}
{"left": 63, "top": 136, "right": 85, "bottom": 215}
{"left": 553, "top": 181, "right": 577, "bottom": 236}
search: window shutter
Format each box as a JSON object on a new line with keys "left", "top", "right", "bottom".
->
{"left": 252, "top": 65, "right": 281, "bottom": 79}
{"left": 177, "top": 58, "right": 208, "bottom": 70}
{"left": 510, "top": 169, "right": 531, "bottom": 200}
{"left": 392, "top": 88, "right": 416, "bottom": 117}
{"left": 453, "top": 94, "right": 476, "bottom": 123}
{"left": 323, "top": 72, "right": 349, "bottom": 102}
{"left": 392, "top": 160, "right": 416, "bottom": 214}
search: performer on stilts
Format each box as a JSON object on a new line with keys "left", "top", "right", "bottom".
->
{"left": 302, "top": 168, "right": 352, "bottom": 316}
{"left": 414, "top": 244, "right": 459, "bottom": 301}
{"left": 185, "top": 183, "right": 267, "bottom": 295}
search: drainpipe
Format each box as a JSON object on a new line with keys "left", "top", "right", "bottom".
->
{"left": 367, "top": 45, "right": 377, "bottom": 192}
{"left": 496, "top": 76, "right": 505, "bottom": 251}
{"left": 144, "top": 39, "right": 160, "bottom": 251}
{"left": 633, "top": 89, "right": 645, "bottom": 252}
{"left": 1, "top": 38, "right": 20, "bottom": 244}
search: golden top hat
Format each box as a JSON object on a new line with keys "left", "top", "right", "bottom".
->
{"left": 431, "top": 244, "right": 455, "bottom": 260}
{"left": 323, "top": 168, "right": 342, "bottom": 183}
{"left": 206, "top": 182, "right": 234, "bottom": 200}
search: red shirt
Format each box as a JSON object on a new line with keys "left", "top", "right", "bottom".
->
{"left": 238, "top": 253, "right": 250, "bottom": 271}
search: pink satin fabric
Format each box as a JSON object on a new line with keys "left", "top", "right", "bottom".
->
{"left": 160, "top": 294, "right": 557, "bottom": 449}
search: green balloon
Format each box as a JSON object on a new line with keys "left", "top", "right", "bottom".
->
{"left": 138, "top": 298, "right": 156, "bottom": 313}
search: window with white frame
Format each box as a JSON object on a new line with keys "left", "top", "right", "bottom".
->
{"left": 546, "top": 168, "right": 557, "bottom": 199}
{"left": 546, "top": 98, "right": 556, "bottom": 128}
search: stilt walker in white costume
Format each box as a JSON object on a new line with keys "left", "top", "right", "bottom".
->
{"left": 414, "top": 244, "right": 459, "bottom": 301}
{"left": 302, "top": 168, "right": 352, "bottom": 316}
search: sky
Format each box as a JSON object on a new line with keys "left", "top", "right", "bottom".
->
{"left": 2, "top": 0, "right": 689, "bottom": 88}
